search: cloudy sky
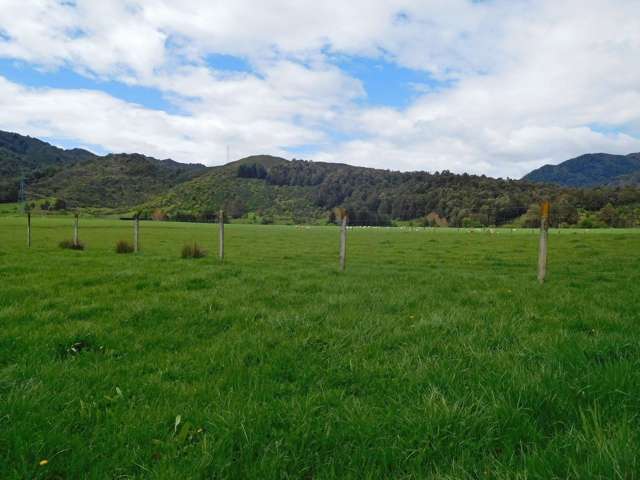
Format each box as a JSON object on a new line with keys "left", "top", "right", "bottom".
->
{"left": 0, "top": 0, "right": 639, "bottom": 178}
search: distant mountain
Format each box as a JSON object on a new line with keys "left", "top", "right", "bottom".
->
{"left": 523, "top": 152, "right": 640, "bottom": 187}
{"left": 0, "top": 130, "right": 206, "bottom": 206}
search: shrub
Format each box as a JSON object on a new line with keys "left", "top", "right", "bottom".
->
{"left": 181, "top": 242, "right": 207, "bottom": 259}
{"left": 59, "top": 239, "right": 85, "bottom": 250}
{"left": 115, "top": 240, "right": 134, "bottom": 254}
{"left": 52, "top": 198, "right": 66, "bottom": 210}
{"left": 151, "top": 208, "right": 168, "bottom": 221}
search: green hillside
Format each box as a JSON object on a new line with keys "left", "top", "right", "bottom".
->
{"left": 0, "top": 130, "right": 94, "bottom": 202}
{"left": 145, "top": 157, "right": 640, "bottom": 227}
{"left": 30, "top": 153, "right": 207, "bottom": 208}
{"left": 144, "top": 158, "right": 324, "bottom": 223}
{"left": 0, "top": 130, "right": 206, "bottom": 207}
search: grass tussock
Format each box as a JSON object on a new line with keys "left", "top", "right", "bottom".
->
{"left": 59, "top": 239, "right": 85, "bottom": 250}
{"left": 115, "top": 239, "right": 134, "bottom": 254}
{"left": 181, "top": 242, "right": 207, "bottom": 258}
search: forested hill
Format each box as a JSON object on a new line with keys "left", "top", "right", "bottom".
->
{"left": 3, "top": 129, "right": 640, "bottom": 227}
{"left": 145, "top": 156, "right": 640, "bottom": 228}
{"left": 0, "top": 130, "right": 94, "bottom": 202}
{"left": 0, "top": 130, "right": 206, "bottom": 206}
{"left": 523, "top": 152, "right": 640, "bottom": 187}
{"left": 30, "top": 153, "right": 208, "bottom": 208}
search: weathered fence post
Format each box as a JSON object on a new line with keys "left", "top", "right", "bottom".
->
{"left": 27, "top": 211, "right": 31, "bottom": 248}
{"left": 218, "top": 209, "right": 224, "bottom": 262}
{"left": 537, "top": 201, "right": 550, "bottom": 284}
{"left": 337, "top": 209, "right": 348, "bottom": 271}
{"left": 133, "top": 215, "right": 140, "bottom": 253}
{"left": 73, "top": 213, "right": 79, "bottom": 247}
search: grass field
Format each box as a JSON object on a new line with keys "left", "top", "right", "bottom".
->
{"left": 1, "top": 216, "right": 640, "bottom": 479}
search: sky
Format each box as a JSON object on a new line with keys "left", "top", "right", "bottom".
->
{"left": 0, "top": 0, "right": 639, "bottom": 178}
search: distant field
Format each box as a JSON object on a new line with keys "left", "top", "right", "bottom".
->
{"left": 1, "top": 216, "right": 640, "bottom": 479}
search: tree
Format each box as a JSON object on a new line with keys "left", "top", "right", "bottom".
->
{"left": 53, "top": 198, "right": 66, "bottom": 210}
{"left": 598, "top": 203, "right": 619, "bottom": 227}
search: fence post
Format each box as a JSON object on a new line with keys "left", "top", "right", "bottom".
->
{"left": 27, "top": 211, "right": 31, "bottom": 248}
{"left": 73, "top": 213, "right": 79, "bottom": 247}
{"left": 537, "top": 201, "right": 550, "bottom": 284}
{"left": 134, "top": 215, "right": 140, "bottom": 253}
{"left": 340, "top": 213, "right": 348, "bottom": 271}
{"left": 219, "top": 209, "right": 224, "bottom": 262}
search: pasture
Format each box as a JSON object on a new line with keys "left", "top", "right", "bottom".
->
{"left": 1, "top": 216, "right": 640, "bottom": 479}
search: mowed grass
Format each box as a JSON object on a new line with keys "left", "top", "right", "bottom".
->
{"left": 1, "top": 216, "right": 640, "bottom": 479}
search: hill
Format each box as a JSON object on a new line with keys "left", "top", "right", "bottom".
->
{"left": 2, "top": 130, "right": 640, "bottom": 227}
{"left": 145, "top": 156, "right": 324, "bottom": 222}
{"left": 144, "top": 157, "right": 640, "bottom": 227}
{"left": 0, "top": 130, "right": 206, "bottom": 207}
{"left": 30, "top": 153, "right": 207, "bottom": 208}
{"left": 0, "top": 130, "right": 95, "bottom": 202}
{"left": 523, "top": 153, "right": 640, "bottom": 187}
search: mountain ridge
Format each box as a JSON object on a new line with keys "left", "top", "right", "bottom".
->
{"left": 522, "top": 152, "right": 640, "bottom": 187}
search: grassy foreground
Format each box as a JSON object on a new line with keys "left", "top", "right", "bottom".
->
{"left": 1, "top": 216, "right": 640, "bottom": 479}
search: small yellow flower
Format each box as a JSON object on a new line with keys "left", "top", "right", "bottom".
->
{"left": 39, "top": 459, "right": 49, "bottom": 466}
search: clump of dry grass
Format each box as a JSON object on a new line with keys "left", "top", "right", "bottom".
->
{"left": 59, "top": 239, "right": 85, "bottom": 250}
{"left": 181, "top": 242, "right": 206, "bottom": 258}
{"left": 115, "top": 240, "right": 134, "bottom": 254}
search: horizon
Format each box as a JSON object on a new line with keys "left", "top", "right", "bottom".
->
{"left": 1, "top": 1, "right": 640, "bottom": 178}
{"left": 11, "top": 127, "right": 640, "bottom": 181}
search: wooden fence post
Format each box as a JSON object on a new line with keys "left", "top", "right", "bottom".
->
{"left": 218, "top": 209, "right": 224, "bottom": 262}
{"left": 73, "top": 214, "right": 79, "bottom": 247}
{"left": 537, "top": 201, "right": 550, "bottom": 284}
{"left": 339, "top": 213, "right": 348, "bottom": 272}
{"left": 134, "top": 215, "right": 140, "bottom": 253}
{"left": 27, "top": 211, "right": 31, "bottom": 248}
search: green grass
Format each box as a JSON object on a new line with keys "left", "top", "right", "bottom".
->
{"left": 1, "top": 216, "right": 640, "bottom": 479}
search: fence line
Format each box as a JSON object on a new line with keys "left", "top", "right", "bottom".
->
{"left": 20, "top": 203, "right": 556, "bottom": 282}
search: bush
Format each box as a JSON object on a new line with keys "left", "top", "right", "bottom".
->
{"left": 59, "top": 239, "right": 85, "bottom": 250}
{"left": 53, "top": 198, "right": 66, "bottom": 210}
{"left": 181, "top": 243, "right": 207, "bottom": 259}
{"left": 115, "top": 240, "right": 134, "bottom": 254}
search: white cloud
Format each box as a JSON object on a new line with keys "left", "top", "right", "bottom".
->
{"left": 0, "top": 0, "right": 639, "bottom": 177}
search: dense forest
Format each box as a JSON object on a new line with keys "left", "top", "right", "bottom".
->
{"left": 232, "top": 159, "right": 640, "bottom": 227}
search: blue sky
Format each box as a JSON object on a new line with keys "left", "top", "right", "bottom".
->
{"left": 0, "top": 1, "right": 639, "bottom": 177}
{"left": 330, "top": 56, "right": 448, "bottom": 108}
{"left": 0, "top": 56, "right": 444, "bottom": 115}
{"left": 0, "top": 59, "right": 173, "bottom": 112}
